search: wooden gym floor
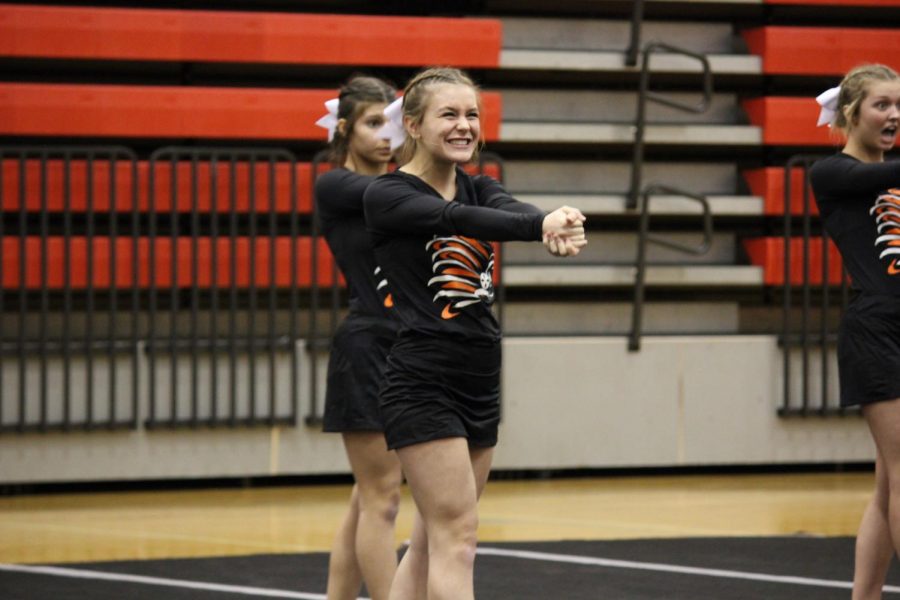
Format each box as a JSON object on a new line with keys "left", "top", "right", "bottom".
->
{"left": 0, "top": 471, "right": 875, "bottom": 565}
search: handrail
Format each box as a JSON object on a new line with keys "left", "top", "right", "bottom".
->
{"left": 628, "top": 184, "right": 713, "bottom": 352}
{"left": 628, "top": 41, "right": 713, "bottom": 210}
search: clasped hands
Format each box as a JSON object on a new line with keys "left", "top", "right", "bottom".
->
{"left": 542, "top": 206, "right": 587, "bottom": 257}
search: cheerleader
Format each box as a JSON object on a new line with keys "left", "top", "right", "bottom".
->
{"left": 363, "top": 67, "right": 586, "bottom": 600}
{"left": 809, "top": 63, "right": 900, "bottom": 600}
{"left": 314, "top": 75, "right": 404, "bottom": 600}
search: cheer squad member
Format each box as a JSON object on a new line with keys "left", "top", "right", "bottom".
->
{"left": 314, "top": 75, "right": 405, "bottom": 600}
{"left": 809, "top": 64, "right": 900, "bottom": 600}
{"left": 363, "top": 67, "right": 587, "bottom": 600}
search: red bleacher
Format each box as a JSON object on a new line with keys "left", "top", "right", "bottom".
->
{"left": 742, "top": 167, "right": 819, "bottom": 216}
{"left": 1, "top": 160, "right": 314, "bottom": 214}
{"left": 743, "top": 237, "right": 843, "bottom": 285}
{"left": 1, "top": 160, "right": 501, "bottom": 214}
{"left": 1, "top": 236, "right": 343, "bottom": 289}
{"left": 0, "top": 84, "right": 503, "bottom": 142}
{"left": 742, "top": 98, "right": 836, "bottom": 146}
{"left": 0, "top": 5, "right": 502, "bottom": 68}
{"left": 742, "top": 26, "right": 900, "bottom": 75}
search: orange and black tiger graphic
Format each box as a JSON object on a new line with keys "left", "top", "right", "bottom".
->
{"left": 426, "top": 235, "right": 495, "bottom": 320}
{"left": 872, "top": 188, "right": 900, "bottom": 277}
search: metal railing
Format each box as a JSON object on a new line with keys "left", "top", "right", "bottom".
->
{"left": 629, "top": 184, "right": 713, "bottom": 351}
{"left": 628, "top": 42, "right": 713, "bottom": 210}
{"left": 146, "top": 147, "right": 300, "bottom": 429}
{"left": 0, "top": 146, "right": 140, "bottom": 432}
{"left": 779, "top": 155, "right": 850, "bottom": 416}
{"left": 0, "top": 144, "right": 308, "bottom": 434}
{"left": 626, "top": 41, "right": 714, "bottom": 350}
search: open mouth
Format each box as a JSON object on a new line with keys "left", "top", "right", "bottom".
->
{"left": 447, "top": 138, "right": 472, "bottom": 147}
{"left": 882, "top": 124, "right": 898, "bottom": 140}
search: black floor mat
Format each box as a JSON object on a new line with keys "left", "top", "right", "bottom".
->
{"left": 2, "top": 536, "right": 899, "bottom": 599}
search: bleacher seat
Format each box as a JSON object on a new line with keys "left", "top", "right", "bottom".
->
{"left": 0, "top": 84, "right": 503, "bottom": 142}
{"left": 0, "top": 5, "right": 502, "bottom": 68}
{"left": 742, "top": 97, "right": 833, "bottom": 145}
{"left": 1, "top": 236, "right": 342, "bottom": 289}
{"left": 742, "top": 167, "right": 820, "bottom": 216}
{"left": 743, "top": 237, "right": 843, "bottom": 285}
{"left": 742, "top": 26, "right": 900, "bottom": 75}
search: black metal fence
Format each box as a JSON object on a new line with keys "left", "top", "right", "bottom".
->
{"left": 0, "top": 146, "right": 140, "bottom": 432}
{"left": 2, "top": 144, "right": 510, "bottom": 433}
{"left": 0, "top": 145, "right": 305, "bottom": 433}
{"left": 779, "top": 155, "right": 851, "bottom": 416}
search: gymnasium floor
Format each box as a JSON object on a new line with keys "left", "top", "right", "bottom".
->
{"left": 2, "top": 471, "right": 899, "bottom": 598}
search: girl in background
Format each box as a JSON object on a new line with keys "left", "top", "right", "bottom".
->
{"left": 314, "top": 75, "right": 404, "bottom": 600}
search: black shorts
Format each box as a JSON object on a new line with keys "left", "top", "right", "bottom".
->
{"left": 838, "top": 292, "right": 900, "bottom": 407}
{"left": 378, "top": 335, "right": 501, "bottom": 450}
{"left": 322, "top": 315, "right": 398, "bottom": 433}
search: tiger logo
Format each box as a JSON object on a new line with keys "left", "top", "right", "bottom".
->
{"left": 871, "top": 188, "right": 900, "bottom": 277}
{"left": 426, "top": 236, "right": 495, "bottom": 319}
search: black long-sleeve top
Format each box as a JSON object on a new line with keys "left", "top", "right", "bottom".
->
{"left": 809, "top": 153, "right": 900, "bottom": 296}
{"left": 363, "top": 167, "right": 546, "bottom": 343}
{"left": 315, "top": 168, "right": 393, "bottom": 319}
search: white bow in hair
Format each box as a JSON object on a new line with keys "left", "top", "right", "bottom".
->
{"left": 816, "top": 86, "right": 840, "bottom": 127}
{"left": 315, "top": 98, "right": 340, "bottom": 141}
{"left": 377, "top": 97, "right": 407, "bottom": 151}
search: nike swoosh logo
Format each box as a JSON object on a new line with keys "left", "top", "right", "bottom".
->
{"left": 441, "top": 304, "right": 460, "bottom": 320}
{"left": 888, "top": 261, "right": 900, "bottom": 276}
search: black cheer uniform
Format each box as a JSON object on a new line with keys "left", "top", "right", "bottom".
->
{"left": 810, "top": 153, "right": 900, "bottom": 406}
{"left": 363, "top": 167, "right": 546, "bottom": 449}
{"left": 315, "top": 168, "right": 399, "bottom": 432}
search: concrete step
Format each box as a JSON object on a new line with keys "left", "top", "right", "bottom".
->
{"left": 499, "top": 122, "right": 761, "bottom": 145}
{"left": 502, "top": 160, "right": 740, "bottom": 195}
{"left": 500, "top": 90, "right": 743, "bottom": 124}
{"left": 501, "top": 17, "right": 742, "bottom": 54}
{"left": 502, "top": 300, "right": 739, "bottom": 335}
{"left": 500, "top": 50, "right": 760, "bottom": 76}
{"left": 501, "top": 264, "right": 763, "bottom": 287}
{"left": 504, "top": 231, "right": 738, "bottom": 265}
{"left": 516, "top": 193, "right": 763, "bottom": 217}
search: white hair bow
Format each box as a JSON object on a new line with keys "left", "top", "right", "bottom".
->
{"left": 315, "top": 98, "right": 340, "bottom": 141}
{"left": 816, "top": 87, "right": 840, "bottom": 127}
{"left": 377, "top": 97, "right": 407, "bottom": 151}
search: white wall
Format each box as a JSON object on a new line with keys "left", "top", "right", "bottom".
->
{"left": 0, "top": 336, "right": 873, "bottom": 484}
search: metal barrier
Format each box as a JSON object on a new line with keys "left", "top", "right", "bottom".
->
{"left": 628, "top": 42, "right": 713, "bottom": 210}
{"left": 629, "top": 184, "right": 712, "bottom": 351}
{"left": 0, "top": 146, "right": 140, "bottom": 432}
{"left": 146, "top": 147, "right": 300, "bottom": 429}
{"left": 779, "top": 155, "right": 850, "bottom": 416}
{"left": 626, "top": 42, "right": 714, "bottom": 350}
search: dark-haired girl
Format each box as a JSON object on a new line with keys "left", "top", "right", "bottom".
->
{"left": 314, "top": 75, "right": 404, "bottom": 600}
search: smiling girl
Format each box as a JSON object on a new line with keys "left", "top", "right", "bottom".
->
{"left": 363, "top": 67, "right": 587, "bottom": 600}
{"left": 809, "top": 64, "right": 900, "bottom": 600}
{"left": 314, "top": 75, "right": 404, "bottom": 600}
